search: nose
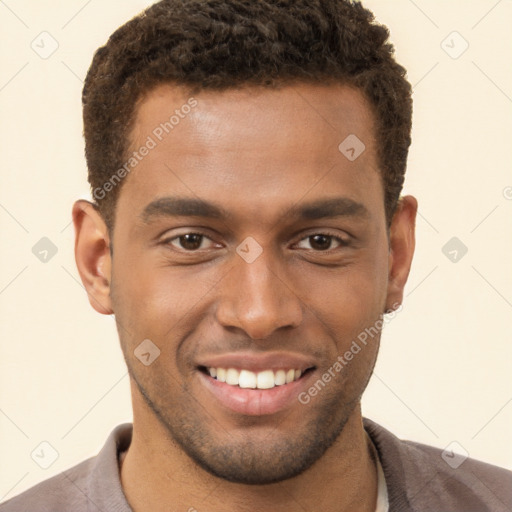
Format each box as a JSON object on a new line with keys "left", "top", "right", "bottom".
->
{"left": 215, "top": 250, "right": 303, "bottom": 340}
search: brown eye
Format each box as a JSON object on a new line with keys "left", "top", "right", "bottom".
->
{"left": 168, "top": 233, "right": 210, "bottom": 251}
{"left": 309, "top": 235, "right": 333, "bottom": 251}
{"left": 179, "top": 234, "right": 203, "bottom": 250}
{"left": 296, "top": 234, "right": 345, "bottom": 251}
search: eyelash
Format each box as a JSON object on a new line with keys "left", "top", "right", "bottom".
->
{"left": 295, "top": 232, "right": 351, "bottom": 251}
{"left": 161, "top": 231, "right": 351, "bottom": 252}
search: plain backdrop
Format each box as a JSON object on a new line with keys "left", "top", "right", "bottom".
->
{"left": 1, "top": 0, "right": 511, "bottom": 501}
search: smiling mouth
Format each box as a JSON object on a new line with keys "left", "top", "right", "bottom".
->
{"left": 199, "top": 366, "right": 315, "bottom": 390}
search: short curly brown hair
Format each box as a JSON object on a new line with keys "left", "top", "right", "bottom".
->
{"left": 83, "top": 0, "right": 412, "bottom": 232}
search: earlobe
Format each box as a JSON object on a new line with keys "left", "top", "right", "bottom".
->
{"left": 72, "top": 200, "right": 113, "bottom": 315}
{"left": 385, "top": 195, "right": 418, "bottom": 312}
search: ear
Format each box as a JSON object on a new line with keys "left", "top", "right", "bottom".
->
{"left": 72, "top": 200, "right": 113, "bottom": 315}
{"left": 385, "top": 195, "right": 418, "bottom": 312}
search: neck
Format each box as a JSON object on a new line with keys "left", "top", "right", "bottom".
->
{"left": 120, "top": 396, "right": 378, "bottom": 512}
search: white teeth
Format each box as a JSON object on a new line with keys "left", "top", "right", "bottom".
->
{"left": 257, "top": 370, "right": 275, "bottom": 389}
{"left": 274, "top": 369, "right": 286, "bottom": 386}
{"left": 226, "top": 368, "right": 239, "bottom": 386}
{"left": 206, "top": 367, "right": 304, "bottom": 388}
{"left": 239, "top": 369, "right": 257, "bottom": 389}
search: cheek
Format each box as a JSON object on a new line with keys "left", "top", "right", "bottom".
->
{"left": 296, "top": 246, "right": 389, "bottom": 334}
{"left": 111, "top": 256, "right": 221, "bottom": 343}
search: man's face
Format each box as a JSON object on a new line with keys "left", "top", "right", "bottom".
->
{"left": 109, "top": 83, "right": 395, "bottom": 484}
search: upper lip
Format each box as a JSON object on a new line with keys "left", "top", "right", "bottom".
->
{"left": 196, "top": 351, "right": 317, "bottom": 373}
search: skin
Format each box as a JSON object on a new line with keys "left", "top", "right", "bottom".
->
{"left": 73, "top": 83, "right": 417, "bottom": 512}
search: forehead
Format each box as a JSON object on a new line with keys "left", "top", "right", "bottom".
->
{"left": 132, "top": 82, "right": 375, "bottom": 155}
{"left": 118, "top": 82, "right": 383, "bottom": 228}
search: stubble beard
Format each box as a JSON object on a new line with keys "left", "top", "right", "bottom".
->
{"left": 128, "top": 364, "right": 364, "bottom": 485}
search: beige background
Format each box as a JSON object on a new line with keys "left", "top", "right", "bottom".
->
{"left": 1, "top": 0, "right": 511, "bottom": 501}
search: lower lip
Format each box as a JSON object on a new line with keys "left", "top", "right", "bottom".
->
{"left": 198, "top": 371, "right": 314, "bottom": 416}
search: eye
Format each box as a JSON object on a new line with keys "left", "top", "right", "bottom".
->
{"left": 296, "top": 234, "right": 346, "bottom": 251}
{"left": 166, "top": 233, "right": 216, "bottom": 251}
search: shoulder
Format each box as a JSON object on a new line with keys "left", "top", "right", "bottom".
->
{"left": 364, "top": 418, "right": 512, "bottom": 512}
{"left": 400, "top": 438, "right": 512, "bottom": 511}
{"left": 0, "top": 424, "right": 132, "bottom": 512}
{"left": 0, "top": 457, "right": 95, "bottom": 512}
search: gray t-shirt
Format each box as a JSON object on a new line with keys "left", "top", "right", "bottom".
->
{"left": 1, "top": 418, "right": 511, "bottom": 511}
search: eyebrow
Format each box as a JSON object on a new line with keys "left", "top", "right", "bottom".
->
{"left": 140, "top": 197, "right": 227, "bottom": 223}
{"left": 139, "top": 196, "right": 369, "bottom": 224}
{"left": 288, "top": 197, "right": 370, "bottom": 220}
